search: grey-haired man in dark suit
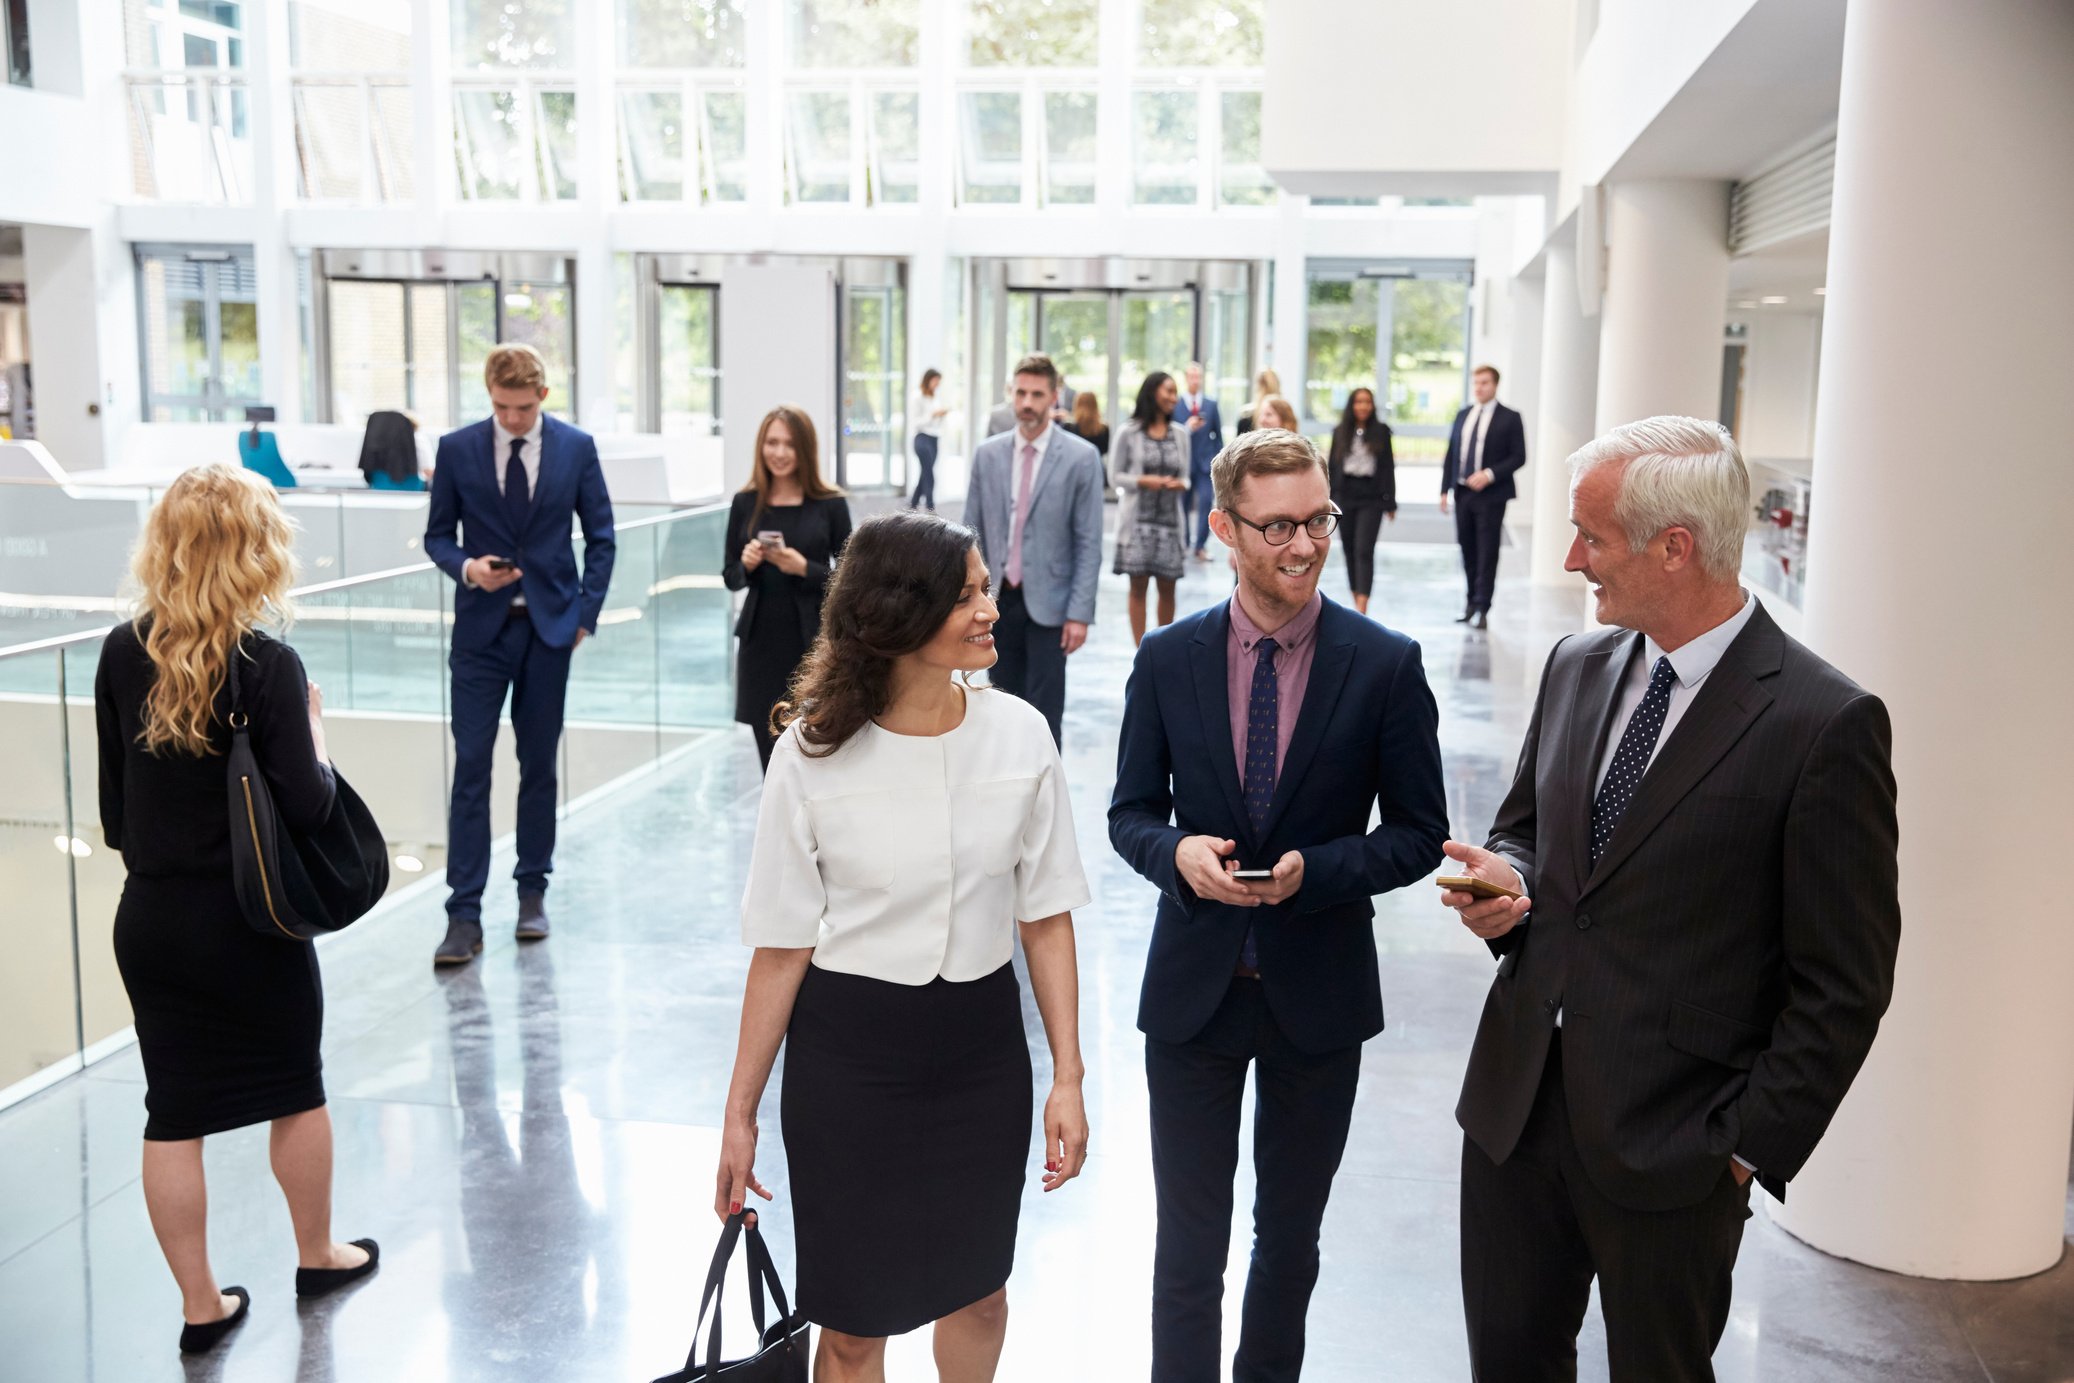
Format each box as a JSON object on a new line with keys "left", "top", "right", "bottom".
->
{"left": 1441, "top": 416, "right": 1901, "bottom": 1382}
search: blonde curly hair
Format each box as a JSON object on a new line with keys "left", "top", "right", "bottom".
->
{"left": 130, "top": 464, "right": 299, "bottom": 756}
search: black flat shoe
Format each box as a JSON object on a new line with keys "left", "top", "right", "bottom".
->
{"left": 179, "top": 1286, "right": 249, "bottom": 1354}
{"left": 296, "top": 1239, "right": 380, "bottom": 1299}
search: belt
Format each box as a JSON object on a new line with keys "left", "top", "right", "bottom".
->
{"left": 506, "top": 600, "right": 530, "bottom": 619}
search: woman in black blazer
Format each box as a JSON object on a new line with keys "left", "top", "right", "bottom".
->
{"left": 723, "top": 405, "right": 853, "bottom": 771}
{"left": 1326, "top": 387, "right": 1396, "bottom": 615}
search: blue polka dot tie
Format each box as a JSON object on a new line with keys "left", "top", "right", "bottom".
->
{"left": 1590, "top": 656, "right": 1677, "bottom": 867}
{"left": 1239, "top": 637, "right": 1279, "bottom": 969}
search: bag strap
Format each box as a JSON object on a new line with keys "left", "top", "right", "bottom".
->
{"left": 743, "top": 1220, "right": 795, "bottom": 1328}
{"left": 683, "top": 1212, "right": 745, "bottom": 1372}
{"left": 225, "top": 642, "right": 248, "bottom": 724}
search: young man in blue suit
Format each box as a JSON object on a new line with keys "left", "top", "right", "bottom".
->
{"left": 423, "top": 343, "right": 615, "bottom": 966}
{"left": 1439, "top": 365, "right": 1527, "bottom": 629}
{"left": 1110, "top": 430, "right": 1449, "bottom": 1382}
{"left": 1176, "top": 361, "right": 1224, "bottom": 561}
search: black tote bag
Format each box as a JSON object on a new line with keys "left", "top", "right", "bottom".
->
{"left": 225, "top": 649, "right": 390, "bottom": 941}
{"left": 651, "top": 1212, "right": 810, "bottom": 1383}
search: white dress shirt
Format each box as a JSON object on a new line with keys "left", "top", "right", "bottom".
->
{"left": 1006, "top": 421, "right": 1054, "bottom": 559}
{"left": 739, "top": 685, "right": 1091, "bottom": 985}
{"left": 912, "top": 390, "right": 944, "bottom": 438}
{"left": 1592, "top": 593, "right": 1759, "bottom": 792}
{"left": 1459, "top": 401, "right": 1490, "bottom": 479}
{"left": 491, "top": 415, "right": 544, "bottom": 497}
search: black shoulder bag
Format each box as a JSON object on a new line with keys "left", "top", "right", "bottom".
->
{"left": 226, "top": 649, "right": 390, "bottom": 941}
{"left": 651, "top": 1212, "right": 810, "bottom": 1382}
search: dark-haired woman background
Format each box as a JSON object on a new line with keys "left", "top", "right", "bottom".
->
{"left": 724, "top": 406, "right": 853, "bottom": 772}
{"left": 1111, "top": 371, "right": 1191, "bottom": 645}
{"left": 1327, "top": 387, "right": 1396, "bottom": 615}
{"left": 715, "top": 511, "right": 1090, "bottom": 1383}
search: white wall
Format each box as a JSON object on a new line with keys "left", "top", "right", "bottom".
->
{"left": 21, "top": 225, "right": 139, "bottom": 473}
{"left": 1735, "top": 310, "right": 1820, "bottom": 460}
{"left": 1262, "top": 0, "right": 1570, "bottom": 197}
{"left": 718, "top": 263, "right": 837, "bottom": 495}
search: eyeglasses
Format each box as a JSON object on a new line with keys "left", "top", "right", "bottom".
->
{"left": 1224, "top": 507, "right": 1341, "bottom": 546}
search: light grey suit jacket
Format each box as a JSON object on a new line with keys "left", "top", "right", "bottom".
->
{"left": 966, "top": 427, "right": 1105, "bottom": 628}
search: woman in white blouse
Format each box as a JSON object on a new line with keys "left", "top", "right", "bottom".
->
{"left": 716, "top": 510, "right": 1090, "bottom": 1382}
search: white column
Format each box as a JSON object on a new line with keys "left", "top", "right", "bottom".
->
{"left": 1771, "top": 0, "right": 2074, "bottom": 1281}
{"left": 572, "top": 0, "right": 614, "bottom": 432}
{"left": 247, "top": 0, "right": 300, "bottom": 422}
{"left": 1267, "top": 197, "right": 1307, "bottom": 394}
{"left": 1591, "top": 179, "right": 1728, "bottom": 431}
{"left": 410, "top": 0, "right": 451, "bottom": 242}
{"left": 1529, "top": 239, "right": 1598, "bottom": 585}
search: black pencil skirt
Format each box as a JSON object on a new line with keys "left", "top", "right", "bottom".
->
{"left": 781, "top": 961, "right": 1033, "bottom": 1338}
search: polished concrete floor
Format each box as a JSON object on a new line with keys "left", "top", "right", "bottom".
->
{"left": 2, "top": 510, "right": 2069, "bottom": 1382}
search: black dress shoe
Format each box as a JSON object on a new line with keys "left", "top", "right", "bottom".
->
{"left": 515, "top": 894, "right": 550, "bottom": 941}
{"left": 297, "top": 1239, "right": 380, "bottom": 1299}
{"left": 179, "top": 1286, "right": 250, "bottom": 1354}
{"left": 1454, "top": 607, "right": 1474, "bottom": 623}
{"left": 434, "top": 918, "right": 484, "bottom": 966}
{"left": 1471, "top": 610, "right": 1489, "bottom": 630}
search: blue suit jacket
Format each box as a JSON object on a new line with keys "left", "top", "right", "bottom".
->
{"left": 424, "top": 416, "right": 616, "bottom": 652}
{"left": 1172, "top": 397, "right": 1224, "bottom": 475}
{"left": 1109, "top": 597, "right": 1449, "bottom": 1054}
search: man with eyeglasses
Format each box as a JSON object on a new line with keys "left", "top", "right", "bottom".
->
{"left": 1110, "top": 429, "right": 1449, "bottom": 1382}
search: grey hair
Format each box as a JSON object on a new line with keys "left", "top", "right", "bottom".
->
{"left": 1568, "top": 416, "right": 1750, "bottom": 582}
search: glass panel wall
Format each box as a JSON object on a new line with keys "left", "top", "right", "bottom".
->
{"left": 1218, "top": 90, "right": 1273, "bottom": 207}
{"left": 289, "top": 0, "right": 413, "bottom": 204}
{"left": 870, "top": 90, "right": 921, "bottom": 205}
{"left": 1131, "top": 90, "right": 1197, "bottom": 206}
{"left": 1303, "top": 264, "right": 1473, "bottom": 459}
{"left": 657, "top": 285, "right": 719, "bottom": 436}
{"left": 840, "top": 279, "right": 907, "bottom": 487}
{"left": 1120, "top": 291, "right": 1195, "bottom": 398}
{"left": 1043, "top": 91, "right": 1098, "bottom": 206}
{"left": 957, "top": 91, "right": 1022, "bottom": 205}
{"left": 785, "top": 90, "right": 852, "bottom": 204}
{"left": 965, "top": 0, "right": 1099, "bottom": 67}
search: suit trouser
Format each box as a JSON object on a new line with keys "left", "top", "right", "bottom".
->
{"left": 1339, "top": 498, "right": 1390, "bottom": 596}
{"left": 446, "top": 611, "right": 573, "bottom": 919}
{"left": 1191, "top": 467, "right": 1216, "bottom": 551}
{"left": 991, "top": 584, "right": 1066, "bottom": 746}
{"left": 1147, "top": 978, "right": 1362, "bottom": 1383}
{"left": 1459, "top": 1035, "right": 1751, "bottom": 1383}
{"left": 1454, "top": 492, "right": 1507, "bottom": 612}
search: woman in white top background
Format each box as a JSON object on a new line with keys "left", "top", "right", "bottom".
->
{"left": 909, "top": 368, "right": 949, "bottom": 512}
{"left": 716, "top": 510, "right": 1090, "bottom": 1383}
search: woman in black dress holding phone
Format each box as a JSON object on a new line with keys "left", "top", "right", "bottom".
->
{"left": 724, "top": 405, "right": 853, "bottom": 771}
{"left": 96, "top": 465, "right": 378, "bottom": 1355}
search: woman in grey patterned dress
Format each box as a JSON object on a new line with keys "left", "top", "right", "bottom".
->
{"left": 1112, "top": 371, "right": 1192, "bottom": 644}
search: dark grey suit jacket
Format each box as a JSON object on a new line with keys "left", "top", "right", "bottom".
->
{"left": 1455, "top": 604, "right": 1900, "bottom": 1211}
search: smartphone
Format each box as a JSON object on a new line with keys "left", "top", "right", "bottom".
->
{"left": 486, "top": 557, "right": 517, "bottom": 572}
{"left": 1230, "top": 868, "right": 1274, "bottom": 880}
{"left": 1436, "top": 874, "right": 1523, "bottom": 901}
{"left": 757, "top": 530, "right": 785, "bottom": 549}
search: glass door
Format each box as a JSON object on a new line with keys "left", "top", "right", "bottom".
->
{"left": 137, "top": 247, "right": 264, "bottom": 421}
{"left": 1035, "top": 293, "right": 1110, "bottom": 425}
{"left": 840, "top": 281, "right": 906, "bottom": 488}
{"left": 321, "top": 274, "right": 572, "bottom": 430}
{"left": 1119, "top": 290, "right": 1196, "bottom": 416}
{"left": 655, "top": 284, "right": 720, "bottom": 436}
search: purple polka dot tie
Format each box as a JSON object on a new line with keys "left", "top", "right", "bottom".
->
{"left": 1590, "top": 656, "right": 1676, "bottom": 867}
{"left": 1239, "top": 637, "right": 1279, "bottom": 969}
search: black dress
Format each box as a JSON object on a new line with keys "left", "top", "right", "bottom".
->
{"left": 95, "top": 623, "right": 336, "bottom": 1141}
{"left": 723, "top": 491, "right": 853, "bottom": 770}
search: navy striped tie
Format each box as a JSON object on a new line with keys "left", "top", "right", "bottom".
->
{"left": 1239, "top": 637, "right": 1279, "bottom": 970}
{"left": 1590, "top": 656, "right": 1676, "bottom": 866}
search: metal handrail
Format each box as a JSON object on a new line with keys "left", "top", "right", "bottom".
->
{"left": 0, "top": 497, "right": 729, "bottom": 664}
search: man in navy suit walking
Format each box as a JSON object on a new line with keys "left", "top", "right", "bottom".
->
{"left": 1110, "top": 430, "right": 1448, "bottom": 1381}
{"left": 1176, "top": 361, "right": 1225, "bottom": 561}
{"left": 424, "top": 343, "right": 615, "bottom": 966}
{"left": 1440, "top": 364, "right": 1527, "bottom": 629}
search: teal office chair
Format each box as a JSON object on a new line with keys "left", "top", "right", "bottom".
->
{"left": 238, "top": 425, "right": 296, "bottom": 489}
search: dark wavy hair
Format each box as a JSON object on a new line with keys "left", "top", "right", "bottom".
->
{"left": 1132, "top": 371, "right": 1175, "bottom": 429}
{"left": 1331, "top": 387, "right": 1388, "bottom": 454}
{"left": 775, "top": 511, "right": 981, "bottom": 756}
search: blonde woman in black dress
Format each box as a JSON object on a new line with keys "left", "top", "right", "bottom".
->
{"left": 95, "top": 465, "right": 377, "bottom": 1354}
{"left": 1112, "top": 371, "right": 1191, "bottom": 644}
{"left": 716, "top": 512, "right": 1090, "bottom": 1382}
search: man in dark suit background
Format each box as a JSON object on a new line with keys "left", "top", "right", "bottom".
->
{"left": 1440, "top": 364, "right": 1526, "bottom": 628}
{"left": 1441, "top": 416, "right": 1901, "bottom": 1381}
{"left": 1111, "top": 430, "right": 1448, "bottom": 1382}
{"left": 424, "top": 343, "right": 616, "bottom": 966}
{"left": 1176, "top": 361, "right": 1225, "bottom": 561}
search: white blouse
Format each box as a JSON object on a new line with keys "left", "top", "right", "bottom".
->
{"left": 739, "top": 684, "right": 1090, "bottom": 985}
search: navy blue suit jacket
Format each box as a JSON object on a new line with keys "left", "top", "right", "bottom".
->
{"left": 1109, "top": 596, "right": 1449, "bottom": 1054}
{"left": 1171, "top": 397, "right": 1224, "bottom": 475}
{"left": 425, "top": 416, "right": 617, "bottom": 652}
{"left": 1441, "top": 401, "right": 1526, "bottom": 502}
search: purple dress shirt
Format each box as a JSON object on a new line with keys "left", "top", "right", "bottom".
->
{"left": 1226, "top": 592, "right": 1324, "bottom": 794}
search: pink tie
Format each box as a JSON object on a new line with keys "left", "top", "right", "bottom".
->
{"left": 1007, "top": 442, "right": 1038, "bottom": 587}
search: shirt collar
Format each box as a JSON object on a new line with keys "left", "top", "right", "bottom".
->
{"left": 1015, "top": 421, "right": 1053, "bottom": 459}
{"left": 1645, "top": 592, "right": 1757, "bottom": 688}
{"left": 494, "top": 415, "right": 544, "bottom": 453}
{"left": 1229, "top": 591, "right": 1324, "bottom": 654}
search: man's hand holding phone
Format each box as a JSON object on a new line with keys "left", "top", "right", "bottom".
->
{"left": 1175, "top": 836, "right": 1259, "bottom": 907}
{"left": 465, "top": 555, "right": 522, "bottom": 591}
{"left": 1438, "top": 839, "right": 1531, "bottom": 941}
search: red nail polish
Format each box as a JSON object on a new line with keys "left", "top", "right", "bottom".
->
{"left": 730, "top": 1201, "right": 742, "bottom": 1214}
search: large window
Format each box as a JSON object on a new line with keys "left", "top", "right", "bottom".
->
{"left": 786, "top": 0, "right": 918, "bottom": 69}
{"left": 1304, "top": 264, "right": 1471, "bottom": 461}
{"left": 451, "top": 0, "right": 570, "bottom": 69}
{"left": 616, "top": 1, "right": 747, "bottom": 205}
{"left": 123, "top": 0, "right": 251, "bottom": 202}
{"left": 964, "top": 0, "right": 1098, "bottom": 67}
{"left": 290, "top": 0, "right": 413, "bottom": 203}
{"left": 136, "top": 246, "right": 262, "bottom": 422}
{"left": 619, "top": 0, "right": 745, "bottom": 69}
{"left": 1137, "top": 0, "right": 1262, "bottom": 67}
{"left": 452, "top": 0, "right": 576, "bottom": 201}
{"left": 957, "top": 91, "right": 1022, "bottom": 205}
{"left": 1131, "top": 89, "right": 1197, "bottom": 206}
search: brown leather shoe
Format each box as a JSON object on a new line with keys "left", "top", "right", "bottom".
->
{"left": 434, "top": 917, "right": 484, "bottom": 965}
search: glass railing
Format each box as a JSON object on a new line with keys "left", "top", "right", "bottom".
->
{"left": 0, "top": 499, "right": 734, "bottom": 1106}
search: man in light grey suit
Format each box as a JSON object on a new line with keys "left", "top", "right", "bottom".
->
{"left": 966, "top": 352, "right": 1105, "bottom": 745}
